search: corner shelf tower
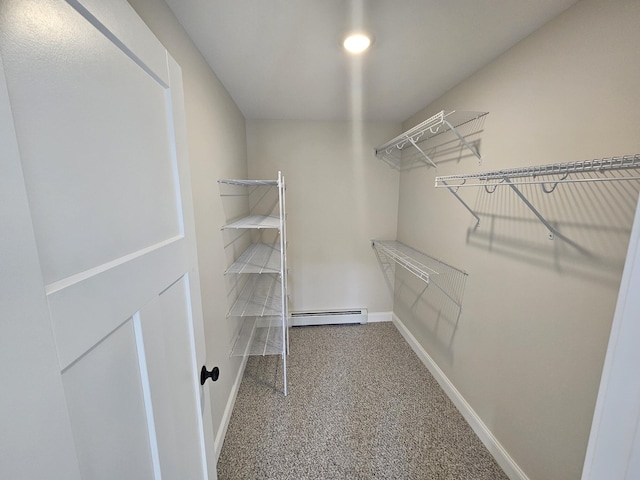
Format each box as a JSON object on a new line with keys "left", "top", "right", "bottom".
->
{"left": 218, "top": 172, "right": 289, "bottom": 395}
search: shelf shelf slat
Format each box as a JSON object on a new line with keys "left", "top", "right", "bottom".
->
{"left": 230, "top": 317, "right": 285, "bottom": 357}
{"left": 218, "top": 178, "right": 278, "bottom": 186}
{"left": 222, "top": 215, "right": 280, "bottom": 230}
{"left": 225, "top": 243, "right": 281, "bottom": 274}
{"left": 227, "top": 274, "right": 282, "bottom": 317}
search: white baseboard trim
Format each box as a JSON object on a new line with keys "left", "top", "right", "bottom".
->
{"left": 392, "top": 314, "right": 529, "bottom": 480}
{"left": 367, "top": 311, "right": 393, "bottom": 323}
{"left": 213, "top": 354, "right": 249, "bottom": 462}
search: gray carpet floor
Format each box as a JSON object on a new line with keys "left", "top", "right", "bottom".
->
{"left": 217, "top": 322, "right": 508, "bottom": 480}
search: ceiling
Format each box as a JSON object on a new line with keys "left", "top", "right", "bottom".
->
{"left": 165, "top": 0, "right": 579, "bottom": 122}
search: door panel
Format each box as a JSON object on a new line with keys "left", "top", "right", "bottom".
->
{"left": 140, "top": 275, "right": 206, "bottom": 480}
{"left": 61, "top": 319, "right": 155, "bottom": 480}
{"left": 71, "top": 0, "right": 171, "bottom": 86}
{"left": 1, "top": 0, "right": 180, "bottom": 285}
{"left": 0, "top": 54, "right": 81, "bottom": 480}
{"left": 49, "top": 237, "right": 187, "bottom": 370}
{"left": 0, "top": 0, "right": 212, "bottom": 478}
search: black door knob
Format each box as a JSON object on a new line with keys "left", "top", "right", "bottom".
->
{"left": 200, "top": 366, "right": 219, "bottom": 385}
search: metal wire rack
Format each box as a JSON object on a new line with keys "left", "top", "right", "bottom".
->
{"left": 227, "top": 274, "right": 282, "bottom": 317}
{"left": 230, "top": 316, "right": 285, "bottom": 357}
{"left": 224, "top": 243, "right": 281, "bottom": 274}
{"left": 218, "top": 178, "right": 278, "bottom": 186}
{"left": 434, "top": 154, "right": 640, "bottom": 245}
{"left": 218, "top": 172, "right": 289, "bottom": 395}
{"left": 221, "top": 215, "right": 280, "bottom": 230}
{"left": 371, "top": 240, "right": 468, "bottom": 308}
{"left": 374, "top": 110, "right": 489, "bottom": 170}
{"left": 435, "top": 154, "right": 640, "bottom": 188}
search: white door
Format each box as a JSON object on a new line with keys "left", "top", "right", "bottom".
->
{"left": 0, "top": 1, "right": 214, "bottom": 479}
{"left": 581, "top": 193, "right": 640, "bottom": 480}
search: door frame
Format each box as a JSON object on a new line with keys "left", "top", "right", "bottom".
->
{"left": 581, "top": 193, "right": 640, "bottom": 479}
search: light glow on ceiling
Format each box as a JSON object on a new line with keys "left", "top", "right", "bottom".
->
{"left": 343, "top": 33, "right": 372, "bottom": 54}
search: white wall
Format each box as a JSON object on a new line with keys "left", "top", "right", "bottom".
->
{"left": 247, "top": 120, "right": 400, "bottom": 315}
{"left": 396, "top": 0, "right": 640, "bottom": 479}
{"left": 127, "top": 0, "right": 248, "bottom": 466}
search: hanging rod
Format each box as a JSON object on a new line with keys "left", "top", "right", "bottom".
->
{"left": 374, "top": 110, "right": 488, "bottom": 170}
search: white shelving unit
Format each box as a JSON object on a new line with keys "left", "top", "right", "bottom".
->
{"left": 371, "top": 240, "right": 468, "bottom": 309}
{"left": 375, "top": 110, "right": 488, "bottom": 170}
{"left": 218, "top": 172, "right": 289, "bottom": 395}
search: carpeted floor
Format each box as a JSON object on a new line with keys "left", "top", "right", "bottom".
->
{"left": 217, "top": 322, "right": 508, "bottom": 480}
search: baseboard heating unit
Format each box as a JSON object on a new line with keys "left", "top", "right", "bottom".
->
{"left": 290, "top": 309, "right": 368, "bottom": 326}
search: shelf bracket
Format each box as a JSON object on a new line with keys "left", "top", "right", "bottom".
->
{"left": 441, "top": 180, "right": 481, "bottom": 228}
{"left": 442, "top": 119, "right": 482, "bottom": 164}
{"left": 503, "top": 177, "right": 590, "bottom": 255}
{"left": 408, "top": 137, "right": 438, "bottom": 169}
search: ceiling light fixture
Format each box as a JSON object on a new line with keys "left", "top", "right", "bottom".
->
{"left": 343, "top": 32, "right": 373, "bottom": 54}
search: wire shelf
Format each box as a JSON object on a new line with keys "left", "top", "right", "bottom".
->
{"left": 218, "top": 178, "right": 278, "bottom": 186}
{"left": 225, "top": 243, "right": 281, "bottom": 274}
{"left": 435, "top": 154, "right": 640, "bottom": 188}
{"left": 434, "top": 154, "right": 640, "bottom": 246}
{"left": 227, "top": 273, "right": 282, "bottom": 317}
{"left": 222, "top": 214, "right": 280, "bottom": 230}
{"left": 372, "top": 240, "right": 468, "bottom": 307}
{"left": 371, "top": 240, "right": 437, "bottom": 284}
{"left": 375, "top": 110, "right": 488, "bottom": 170}
{"left": 230, "top": 316, "right": 285, "bottom": 357}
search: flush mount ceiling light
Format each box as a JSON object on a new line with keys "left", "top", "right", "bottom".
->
{"left": 342, "top": 32, "right": 373, "bottom": 54}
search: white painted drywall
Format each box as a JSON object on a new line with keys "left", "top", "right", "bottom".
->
{"left": 395, "top": 1, "right": 640, "bottom": 479}
{"left": 247, "top": 120, "right": 400, "bottom": 314}
{"left": 127, "top": 0, "right": 249, "bottom": 468}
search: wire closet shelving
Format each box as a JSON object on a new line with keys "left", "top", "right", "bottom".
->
{"left": 371, "top": 240, "right": 468, "bottom": 309}
{"left": 218, "top": 172, "right": 289, "bottom": 395}
{"left": 434, "top": 154, "right": 640, "bottom": 246}
{"left": 375, "top": 110, "right": 489, "bottom": 170}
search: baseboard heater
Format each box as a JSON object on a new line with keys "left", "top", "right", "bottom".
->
{"left": 289, "top": 308, "right": 368, "bottom": 326}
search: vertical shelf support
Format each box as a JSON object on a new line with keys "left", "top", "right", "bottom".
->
{"left": 277, "top": 171, "right": 288, "bottom": 396}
